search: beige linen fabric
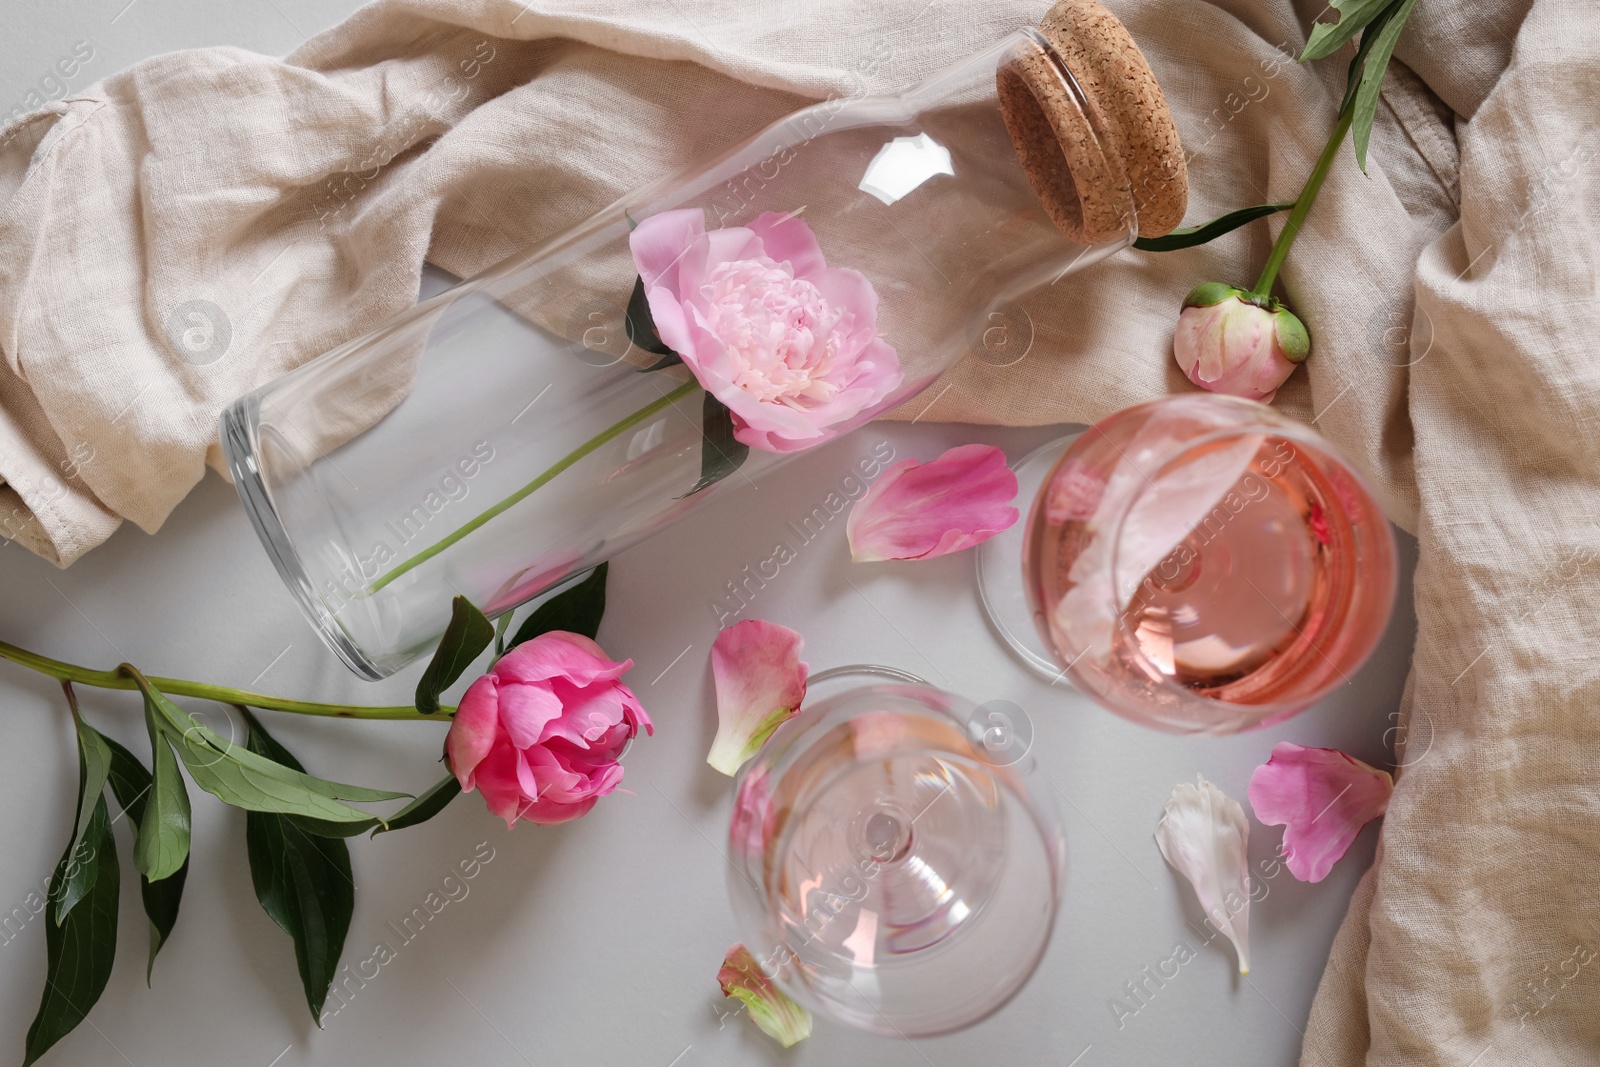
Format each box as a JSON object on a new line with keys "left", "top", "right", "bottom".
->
{"left": 0, "top": 0, "right": 1594, "bottom": 1061}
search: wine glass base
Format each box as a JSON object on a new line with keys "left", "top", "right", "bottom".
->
{"left": 976, "top": 432, "right": 1082, "bottom": 684}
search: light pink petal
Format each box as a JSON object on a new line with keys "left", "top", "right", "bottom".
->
{"left": 809, "top": 267, "right": 879, "bottom": 337}
{"left": 629, "top": 208, "right": 706, "bottom": 294}
{"left": 1248, "top": 742, "right": 1394, "bottom": 883}
{"left": 846, "top": 443, "right": 1020, "bottom": 562}
{"left": 643, "top": 283, "right": 698, "bottom": 359}
{"left": 707, "top": 619, "right": 809, "bottom": 776}
{"left": 495, "top": 631, "right": 632, "bottom": 686}
{"left": 497, "top": 681, "right": 565, "bottom": 750}
{"left": 445, "top": 675, "right": 501, "bottom": 788}
{"left": 730, "top": 336, "right": 903, "bottom": 453}
{"left": 698, "top": 224, "right": 767, "bottom": 277}
{"left": 748, "top": 211, "right": 827, "bottom": 279}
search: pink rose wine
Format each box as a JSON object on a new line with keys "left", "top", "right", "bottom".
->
{"left": 1023, "top": 396, "right": 1396, "bottom": 733}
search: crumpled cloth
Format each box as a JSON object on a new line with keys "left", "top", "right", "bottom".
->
{"left": 0, "top": 0, "right": 1594, "bottom": 1060}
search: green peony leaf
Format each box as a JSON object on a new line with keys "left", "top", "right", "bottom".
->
{"left": 1133, "top": 202, "right": 1296, "bottom": 253}
{"left": 371, "top": 775, "right": 463, "bottom": 837}
{"left": 243, "top": 711, "right": 355, "bottom": 1026}
{"left": 625, "top": 275, "right": 683, "bottom": 369}
{"left": 682, "top": 391, "right": 750, "bottom": 497}
{"left": 135, "top": 697, "right": 191, "bottom": 883}
{"left": 101, "top": 734, "right": 189, "bottom": 982}
{"left": 55, "top": 713, "right": 111, "bottom": 925}
{"left": 1349, "top": 0, "right": 1418, "bottom": 172}
{"left": 24, "top": 793, "right": 118, "bottom": 1066}
{"left": 1301, "top": 0, "right": 1394, "bottom": 61}
{"left": 493, "top": 609, "right": 514, "bottom": 658}
{"left": 415, "top": 595, "right": 494, "bottom": 715}
{"left": 129, "top": 671, "right": 406, "bottom": 820}
{"left": 507, "top": 562, "right": 609, "bottom": 649}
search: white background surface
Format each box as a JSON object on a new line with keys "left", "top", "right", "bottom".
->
{"left": 0, "top": 2, "right": 1419, "bottom": 1065}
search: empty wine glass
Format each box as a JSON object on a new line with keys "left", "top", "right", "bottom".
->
{"left": 980, "top": 394, "right": 1397, "bottom": 734}
{"left": 725, "top": 666, "right": 1063, "bottom": 1037}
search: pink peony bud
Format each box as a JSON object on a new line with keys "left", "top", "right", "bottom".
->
{"left": 1172, "top": 283, "right": 1309, "bottom": 404}
{"left": 446, "top": 631, "right": 652, "bottom": 827}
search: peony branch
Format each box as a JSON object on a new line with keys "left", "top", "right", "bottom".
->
{"left": 0, "top": 640, "right": 447, "bottom": 719}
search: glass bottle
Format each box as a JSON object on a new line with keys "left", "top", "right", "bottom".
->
{"left": 221, "top": 2, "right": 1187, "bottom": 677}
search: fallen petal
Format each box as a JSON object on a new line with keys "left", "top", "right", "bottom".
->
{"left": 847, "top": 443, "right": 1020, "bottom": 562}
{"left": 1154, "top": 774, "right": 1252, "bottom": 974}
{"left": 707, "top": 620, "right": 808, "bottom": 776}
{"left": 719, "top": 943, "right": 812, "bottom": 1047}
{"left": 1248, "top": 742, "right": 1393, "bottom": 883}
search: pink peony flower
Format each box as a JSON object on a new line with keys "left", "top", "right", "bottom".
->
{"left": 629, "top": 208, "right": 902, "bottom": 453}
{"left": 447, "top": 631, "right": 652, "bottom": 827}
{"left": 1248, "top": 742, "right": 1393, "bottom": 882}
{"left": 1173, "top": 283, "right": 1308, "bottom": 403}
{"left": 846, "top": 443, "right": 1020, "bottom": 561}
{"left": 707, "top": 619, "right": 808, "bottom": 776}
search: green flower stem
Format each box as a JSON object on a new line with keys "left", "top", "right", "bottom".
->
{"left": 367, "top": 379, "right": 700, "bottom": 595}
{"left": 0, "top": 640, "right": 445, "bottom": 719}
{"left": 1250, "top": 109, "right": 1354, "bottom": 298}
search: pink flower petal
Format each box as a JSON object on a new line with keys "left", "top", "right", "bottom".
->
{"left": 846, "top": 443, "right": 1020, "bottom": 562}
{"left": 495, "top": 631, "right": 632, "bottom": 687}
{"left": 514, "top": 793, "right": 601, "bottom": 825}
{"left": 1248, "top": 742, "right": 1394, "bottom": 883}
{"left": 496, "top": 680, "right": 565, "bottom": 750}
{"left": 471, "top": 744, "right": 530, "bottom": 829}
{"left": 719, "top": 943, "right": 812, "bottom": 1047}
{"left": 643, "top": 282, "right": 698, "bottom": 361}
{"left": 520, "top": 745, "right": 585, "bottom": 801}
{"left": 629, "top": 208, "right": 705, "bottom": 294}
{"left": 748, "top": 210, "right": 827, "bottom": 277}
{"left": 446, "top": 674, "right": 501, "bottom": 788}
{"left": 538, "top": 678, "right": 625, "bottom": 748}
{"left": 707, "top": 619, "right": 808, "bottom": 776}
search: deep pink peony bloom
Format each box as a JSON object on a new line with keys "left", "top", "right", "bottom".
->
{"left": 1248, "top": 742, "right": 1393, "bottom": 882}
{"left": 629, "top": 208, "right": 902, "bottom": 453}
{"left": 846, "top": 443, "right": 1020, "bottom": 561}
{"left": 447, "top": 631, "right": 652, "bottom": 827}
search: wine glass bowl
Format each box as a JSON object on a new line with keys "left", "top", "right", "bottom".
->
{"left": 1022, "top": 394, "right": 1397, "bottom": 734}
{"left": 726, "top": 668, "right": 1064, "bottom": 1037}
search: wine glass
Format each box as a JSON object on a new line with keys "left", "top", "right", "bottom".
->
{"left": 979, "top": 394, "right": 1397, "bottom": 734}
{"left": 725, "top": 666, "right": 1064, "bottom": 1037}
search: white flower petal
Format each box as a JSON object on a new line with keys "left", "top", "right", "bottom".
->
{"left": 1154, "top": 773, "right": 1252, "bottom": 974}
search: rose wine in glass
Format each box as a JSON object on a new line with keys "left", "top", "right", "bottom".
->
{"left": 726, "top": 667, "right": 1063, "bottom": 1036}
{"left": 1019, "top": 395, "right": 1396, "bottom": 733}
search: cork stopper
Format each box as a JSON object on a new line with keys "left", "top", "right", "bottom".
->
{"left": 998, "top": 0, "right": 1188, "bottom": 245}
